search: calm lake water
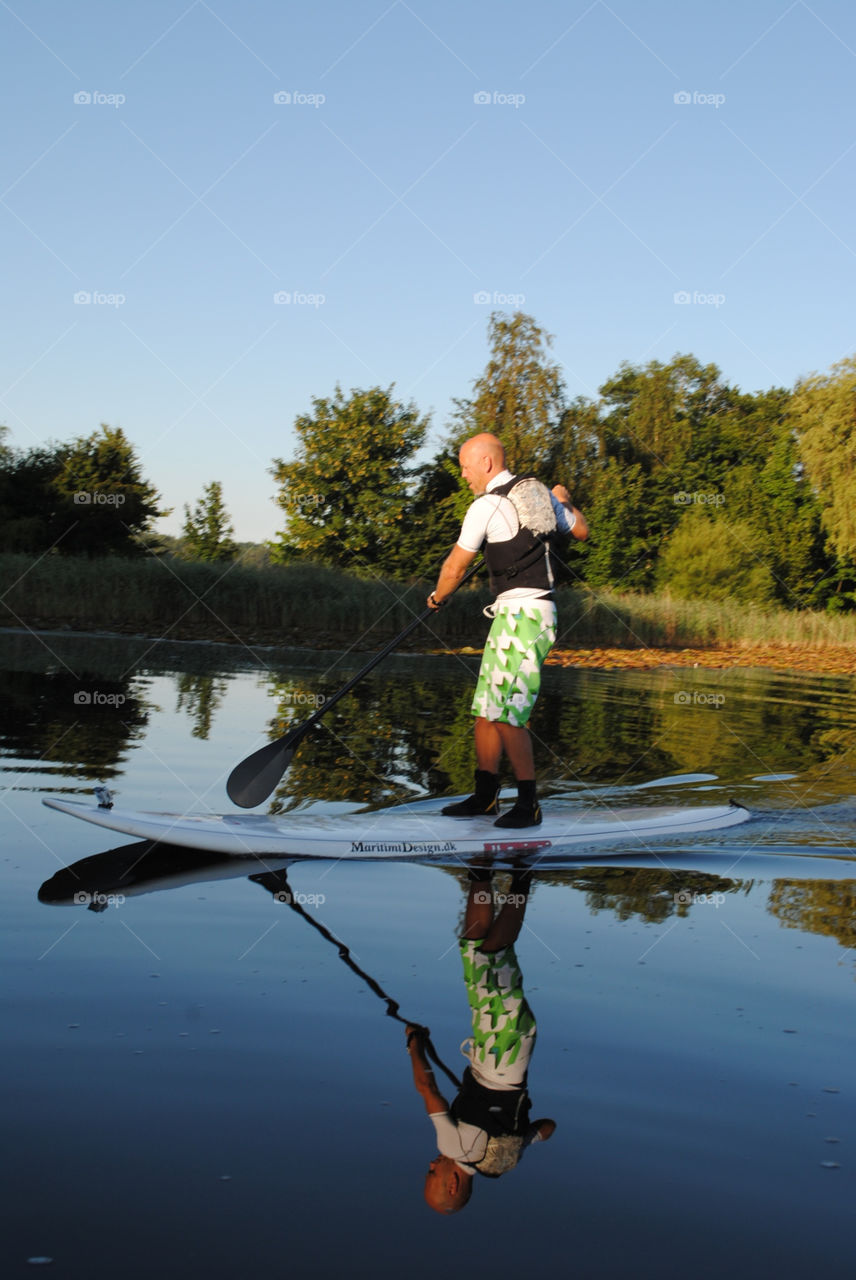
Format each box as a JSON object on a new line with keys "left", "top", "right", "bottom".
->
{"left": 2, "top": 629, "right": 855, "bottom": 1278}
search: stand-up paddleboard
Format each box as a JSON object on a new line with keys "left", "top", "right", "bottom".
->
{"left": 43, "top": 792, "right": 750, "bottom": 859}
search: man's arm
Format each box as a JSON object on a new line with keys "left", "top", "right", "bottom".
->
{"left": 552, "top": 484, "right": 588, "bottom": 541}
{"left": 427, "top": 543, "right": 478, "bottom": 610}
{"left": 406, "top": 1025, "right": 450, "bottom": 1114}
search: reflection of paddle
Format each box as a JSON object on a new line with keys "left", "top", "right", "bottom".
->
{"left": 226, "top": 562, "right": 481, "bottom": 809}
{"left": 250, "top": 869, "right": 461, "bottom": 1090}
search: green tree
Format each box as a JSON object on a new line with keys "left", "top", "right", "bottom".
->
{"left": 181, "top": 481, "right": 238, "bottom": 563}
{"left": 584, "top": 459, "right": 653, "bottom": 589}
{"left": 791, "top": 356, "right": 856, "bottom": 563}
{"left": 53, "top": 424, "right": 166, "bottom": 556}
{"left": 656, "top": 507, "right": 776, "bottom": 605}
{"left": 449, "top": 311, "right": 566, "bottom": 473}
{"left": 397, "top": 451, "right": 470, "bottom": 577}
{"left": 270, "top": 385, "right": 428, "bottom": 576}
{"left": 0, "top": 444, "right": 68, "bottom": 553}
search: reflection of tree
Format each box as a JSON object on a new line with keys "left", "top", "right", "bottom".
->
{"left": 544, "top": 867, "right": 744, "bottom": 924}
{"left": 768, "top": 879, "right": 856, "bottom": 955}
{"left": 253, "top": 660, "right": 856, "bottom": 814}
{"left": 265, "top": 674, "right": 467, "bottom": 812}
{"left": 175, "top": 674, "right": 228, "bottom": 740}
{"left": 0, "top": 669, "right": 150, "bottom": 779}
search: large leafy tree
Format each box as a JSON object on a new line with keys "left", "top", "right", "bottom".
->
{"left": 0, "top": 425, "right": 164, "bottom": 556}
{"left": 181, "top": 481, "right": 238, "bottom": 563}
{"left": 449, "top": 311, "right": 566, "bottom": 473}
{"left": 53, "top": 425, "right": 166, "bottom": 555}
{"left": 270, "top": 385, "right": 429, "bottom": 576}
{"left": 791, "top": 356, "right": 856, "bottom": 564}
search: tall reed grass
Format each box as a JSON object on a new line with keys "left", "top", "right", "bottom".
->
{"left": 1, "top": 553, "right": 853, "bottom": 650}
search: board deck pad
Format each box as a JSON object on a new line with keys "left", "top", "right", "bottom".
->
{"left": 43, "top": 794, "right": 751, "bottom": 860}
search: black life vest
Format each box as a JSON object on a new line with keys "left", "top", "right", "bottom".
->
{"left": 482, "top": 474, "right": 558, "bottom": 598}
{"left": 450, "top": 1067, "right": 532, "bottom": 1139}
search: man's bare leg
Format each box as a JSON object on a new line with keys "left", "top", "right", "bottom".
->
{"left": 474, "top": 717, "right": 535, "bottom": 781}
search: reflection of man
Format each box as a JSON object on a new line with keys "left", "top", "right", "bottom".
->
{"left": 407, "top": 868, "right": 555, "bottom": 1214}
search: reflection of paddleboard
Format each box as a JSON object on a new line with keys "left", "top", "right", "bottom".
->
{"left": 43, "top": 794, "right": 750, "bottom": 859}
{"left": 37, "top": 839, "right": 299, "bottom": 906}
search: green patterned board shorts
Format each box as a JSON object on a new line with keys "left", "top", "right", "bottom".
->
{"left": 471, "top": 600, "right": 557, "bottom": 727}
{"left": 459, "top": 938, "right": 536, "bottom": 1087}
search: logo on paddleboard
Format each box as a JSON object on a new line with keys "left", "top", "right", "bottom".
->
{"left": 349, "top": 840, "right": 459, "bottom": 855}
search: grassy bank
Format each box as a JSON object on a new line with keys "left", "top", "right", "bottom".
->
{"left": 1, "top": 552, "right": 854, "bottom": 652}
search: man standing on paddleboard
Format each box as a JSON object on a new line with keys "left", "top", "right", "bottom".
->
{"left": 427, "top": 432, "right": 588, "bottom": 828}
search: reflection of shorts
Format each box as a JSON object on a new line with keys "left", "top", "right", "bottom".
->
{"left": 471, "top": 601, "right": 556, "bottom": 727}
{"left": 459, "top": 939, "right": 536, "bottom": 1089}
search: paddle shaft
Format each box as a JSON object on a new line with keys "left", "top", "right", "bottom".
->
{"left": 285, "top": 561, "right": 481, "bottom": 739}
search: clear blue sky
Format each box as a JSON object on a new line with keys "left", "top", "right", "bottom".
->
{"left": 2, "top": 0, "right": 855, "bottom": 541}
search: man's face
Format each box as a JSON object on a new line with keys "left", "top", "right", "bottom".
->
{"left": 459, "top": 446, "right": 487, "bottom": 495}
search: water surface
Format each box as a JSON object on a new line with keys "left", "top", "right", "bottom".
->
{"left": 2, "top": 631, "right": 854, "bottom": 1278}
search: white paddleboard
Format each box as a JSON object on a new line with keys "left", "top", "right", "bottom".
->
{"left": 43, "top": 794, "right": 750, "bottom": 859}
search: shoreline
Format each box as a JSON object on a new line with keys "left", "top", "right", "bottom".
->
{"left": 3, "top": 624, "right": 855, "bottom": 677}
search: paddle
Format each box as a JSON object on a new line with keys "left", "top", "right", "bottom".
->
{"left": 226, "top": 561, "right": 481, "bottom": 808}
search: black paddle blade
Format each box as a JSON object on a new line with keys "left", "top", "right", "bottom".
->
{"left": 226, "top": 727, "right": 306, "bottom": 808}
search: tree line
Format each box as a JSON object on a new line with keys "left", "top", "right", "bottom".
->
{"left": 2, "top": 311, "right": 855, "bottom": 609}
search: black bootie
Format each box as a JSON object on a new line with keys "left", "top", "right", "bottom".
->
{"left": 493, "top": 780, "right": 542, "bottom": 829}
{"left": 442, "top": 770, "right": 501, "bottom": 818}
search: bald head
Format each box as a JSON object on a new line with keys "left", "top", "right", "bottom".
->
{"left": 458, "top": 433, "right": 507, "bottom": 495}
